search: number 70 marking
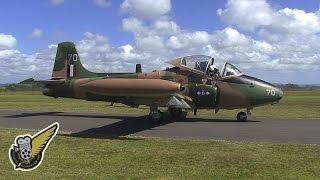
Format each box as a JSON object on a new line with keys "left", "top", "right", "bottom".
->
{"left": 266, "top": 89, "right": 276, "bottom": 96}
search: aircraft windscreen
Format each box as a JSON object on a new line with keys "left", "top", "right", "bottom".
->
{"left": 181, "top": 55, "right": 212, "bottom": 73}
{"left": 222, "top": 63, "right": 242, "bottom": 77}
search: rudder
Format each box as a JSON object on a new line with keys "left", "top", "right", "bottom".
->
{"left": 52, "top": 42, "right": 96, "bottom": 79}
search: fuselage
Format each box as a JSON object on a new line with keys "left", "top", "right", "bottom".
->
{"left": 43, "top": 69, "right": 283, "bottom": 110}
{"left": 41, "top": 42, "right": 285, "bottom": 122}
{"left": 44, "top": 43, "right": 283, "bottom": 112}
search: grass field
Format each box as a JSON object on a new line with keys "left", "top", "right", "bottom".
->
{"left": 0, "top": 91, "right": 319, "bottom": 119}
{"left": 1, "top": 128, "right": 320, "bottom": 179}
{"left": 0, "top": 91, "right": 320, "bottom": 178}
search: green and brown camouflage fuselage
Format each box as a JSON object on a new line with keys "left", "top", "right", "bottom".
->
{"left": 43, "top": 42, "right": 283, "bottom": 116}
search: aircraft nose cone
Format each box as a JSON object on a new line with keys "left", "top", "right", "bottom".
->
{"left": 278, "top": 88, "right": 283, "bottom": 99}
{"left": 274, "top": 87, "right": 283, "bottom": 101}
{"left": 269, "top": 86, "right": 283, "bottom": 104}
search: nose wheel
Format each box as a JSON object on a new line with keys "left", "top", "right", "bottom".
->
{"left": 237, "top": 111, "right": 248, "bottom": 122}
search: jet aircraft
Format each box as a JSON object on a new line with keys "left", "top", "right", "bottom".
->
{"left": 42, "top": 42, "right": 283, "bottom": 122}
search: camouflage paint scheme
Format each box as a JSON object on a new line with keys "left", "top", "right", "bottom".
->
{"left": 43, "top": 42, "right": 283, "bottom": 118}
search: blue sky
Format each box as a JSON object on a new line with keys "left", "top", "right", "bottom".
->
{"left": 2, "top": 0, "right": 225, "bottom": 53}
{"left": 1, "top": 0, "right": 318, "bottom": 53}
{"left": 0, "top": 0, "right": 319, "bottom": 84}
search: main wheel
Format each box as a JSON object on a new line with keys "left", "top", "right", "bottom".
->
{"left": 148, "top": 110, "right": 163, "bottom": 122}
{"left": 237, "top": 111, "right": 247, "bottom": 122}
{"left": 169, "top": 108, "right": 182, "bottom": 118}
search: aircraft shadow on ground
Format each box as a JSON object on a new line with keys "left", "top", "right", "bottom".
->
{"left": 4, "top": 112, "right": 260, "bottom": 139}
{"left": 68, "top": 117, "right": 260, "bottom": 139}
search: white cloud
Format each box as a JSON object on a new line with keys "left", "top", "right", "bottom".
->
{"left": 166, "top": 31, "right": 212, "bottom": 50}
{"left": 218, "top": 0, "right": 320, "bottom": 36}
{"left": 253, "top": 41, "right": 273, "bottom": 54}
{"left": 214, "top": 0, "right": 320, "bottom": 78}
{"left": 0, "top": 34, "right": 17, "bottom": 50}
{"left": 0, "top": 38, "right": 56, "bottom": 83}
{"left": 119, "top": 44, "right": 145, "bottom": 60}
{"left": 27, "top": 28, "right": 44, "bottom": 39}
{"left": 74, "top": 33, "right": 152, "bottom": 73}
{"left": 0, "top": 49, "right": 20, "bottom": 59}
{"left": 122, "top": 17, "right": 180, "bottom": 37}
{"left": 122, "top": 16, "right": 211, "bottom": 53}
{"left": 136, "top": 35, "right": 164, "bottom": 52}
{"left": 121, "top": 0, "right": 171, "bottom": 19}
{"left": 93, "top": 0, "right": 110, "bottom": 8}
{"left": 267, "top": 8, "right": 320, "bottom": 36}
{"left": 79, "top": 11, "right": 319, "bottom": 78}
{"left": 121, "top": 44, "right": 134, "bottom": 54}
{"left": 217, "top": 0, "right": 273, "bottom": 31}
{"left": 122, "top": 17, "right": 145, "bottom": 34}
{"left": 213, "top": 28, "right": 250, "bottom": 48}
{"left": 152, "top": 19, "right": 180, "bottom": 36}
{"left": 51, "top": 0, "right": 64, "bottom": 6}
{"left": 167, "top": 36, "right": 184, "bottom": 50}
{"left": 77, "top": 32, "right": 110, "bottom": 56}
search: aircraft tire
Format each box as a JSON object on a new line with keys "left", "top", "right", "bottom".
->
{"left": 148, "top": 110, "right": 163, "bottom": 122}
{"left": 169, "top": 108, "right": 183, "bottom": 118}
{"left": 237, "top": 112, "right": 247, "bottom": 122}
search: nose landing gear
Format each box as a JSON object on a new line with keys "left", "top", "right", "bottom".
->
{"left": 236, "top": 108, "right": 252, "bottom": 122}
{"left": 237, "top": 112, "right": 247, "bottom": 122}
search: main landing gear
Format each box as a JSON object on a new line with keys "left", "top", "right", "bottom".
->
{"left": 148, "top": 107, "right": 163, "bottom": 122}
{"left": 148, "top": 107, "right": 185, "bottom": 122}
{"left": 236, "top": 109, "right": 252, "bottom": 122}
{"left": 169, "top": 108, "right": 183, "bottom": 118}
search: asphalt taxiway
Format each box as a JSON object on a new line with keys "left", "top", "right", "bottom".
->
{"left": 0, "top": 110, "right": 319, "bottom": 144}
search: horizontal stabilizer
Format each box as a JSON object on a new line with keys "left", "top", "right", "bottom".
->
{"left": 37, "top": 78, "right": 66, "bottom": 85}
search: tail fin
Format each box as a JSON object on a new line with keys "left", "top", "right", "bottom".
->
{"left": 52, "top": 42, "right": 96, "bottom": 79}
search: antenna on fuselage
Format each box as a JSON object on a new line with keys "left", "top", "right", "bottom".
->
{"left": 136, "top": 64, "right": 142, "bottom": 73}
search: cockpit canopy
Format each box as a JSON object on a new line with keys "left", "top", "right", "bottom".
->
{"left": 181, "top": 55, "right": 213, "bottom": 73}
{"left": 167, "top": 55, "right": 243, "bottom": 78}
{"left": 221, "top": 63, "right": 242, "bottom": 77}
